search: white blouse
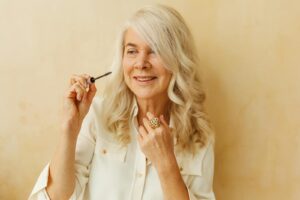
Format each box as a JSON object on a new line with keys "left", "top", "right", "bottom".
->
{"left": 29, "top": 97, "right": 215, "bottom": 200}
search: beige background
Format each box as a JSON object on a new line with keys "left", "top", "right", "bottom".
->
{"left": 0, "top": 0, "right": 299, "bottom": 199}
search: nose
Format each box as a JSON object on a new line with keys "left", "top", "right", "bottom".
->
{"left": 134, "top": 52, "right": 150, "bottom": 69}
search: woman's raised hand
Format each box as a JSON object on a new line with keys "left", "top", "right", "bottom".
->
{"left": 61, "top": 74, "right": 97, "bottom": 139}
{"left": 137, "top": 112, "right": 176, "bottom": 170}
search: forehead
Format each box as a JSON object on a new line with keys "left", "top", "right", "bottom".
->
{"left": 123, "top": 28, "right": 151, "bottom": 49}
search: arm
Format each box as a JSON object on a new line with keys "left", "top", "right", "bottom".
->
{"left": 138, "top": 112, "right": 215, "bottom": 200}
{"left": 155, "top": 154, "right": 189, "bottom": 200}
{"left": 137, "top": 113, "right": 189, "bottom": 200}
{"left": 41, "top": 74, "right": 96, "bottom": 200}
{"left": 46, "top": 131, "right": 78, "bottom": 199}
{"left": 29, "top": 108, "right": 97, "bottom": 200}
{"left": 156, "top": 140, "right": 215, "bottom": 200}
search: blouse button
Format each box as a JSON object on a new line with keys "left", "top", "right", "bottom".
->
{"left": 179, "top": 166, "right": 183, "bottom": 171}
{"left": 102, "top": 149, "right": 107, "bottom": 154}
{"left": 137, "top": 172, "right": 143, "bottom": 178}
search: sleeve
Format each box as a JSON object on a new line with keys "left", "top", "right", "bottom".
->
{"left": 28, "top": 101, "right": 98, "bottom": 200}
{"left": 187, "top": 142, "right": 216, "bottom": 200}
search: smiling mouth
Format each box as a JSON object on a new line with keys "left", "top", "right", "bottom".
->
{"left": 133, "top": 76, "right": 157, "bottom": 82}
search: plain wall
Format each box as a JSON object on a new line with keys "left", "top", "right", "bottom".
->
{"left": 0, "top": 0, "right": 299, "bottom": 199}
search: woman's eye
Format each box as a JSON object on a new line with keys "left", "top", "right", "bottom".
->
{"left": 126, "top": 49, "right": 137, "bottom": 55}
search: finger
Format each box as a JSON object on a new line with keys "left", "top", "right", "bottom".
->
{"left": 160, "top": 115, "right": 173, "bottom": 137}
{"left": 82, "top": 74, "right": 93, "bottom": 86}
{"left": 70, "top": 74, "right": 89, "bottom": 89}
{"left": 138, "top": 125, "right": 148, "bottom": 139}
{"left": 86, "top": 83, "right": 97, "bottom": 102}
{"left": 74, "top": 74, "right": 89, "bottom": 87}
{"left": 146, "top": 112, "right": 155, "bottom": 120}
{"left": 137, "top": 133, "right": 143, "bottom": 145}
{"left": 71, "top": 79, "right": 88, "bottom": 92}
{"left": 65, "top": 86, "right": 77, "bottom": 99}
{"left": 82, "top": 73, "right": 90, "bottom": 80}
{"left": 66, "top": 83, "right": 82, "bottom": 98}
{"left": 74, "top": 84, "right": 85, "bottom": 101}
{"left": 73, "top": 82, "right": 86, "bottom": 101}
{"left": 146, "top": 112, "right": 162, "bottom": 131}
{"left": 160, "top": 115, "right": 169, "bottom": 128}
{"left": 143, "top": 117, "right": 154, "bottom": 133}
{"left": 81, "top": 89, "right": 88, "bottom": 102}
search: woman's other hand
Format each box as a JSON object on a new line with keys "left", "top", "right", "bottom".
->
{"left": 137, "top": 112, "right": 176, "bottom": 170}
{"left": 62, "top": 74, "right": 97, "bottom": 139}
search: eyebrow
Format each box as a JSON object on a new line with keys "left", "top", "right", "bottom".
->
{"left": 124, "top": 43, "right": 137, "bottom": 48}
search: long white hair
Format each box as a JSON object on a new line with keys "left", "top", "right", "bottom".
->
{"left": 100, "top": 4, "right": 214, "bottom": 153}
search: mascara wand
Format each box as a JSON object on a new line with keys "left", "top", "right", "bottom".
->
{"left": 88, "top": 72, "right": 112, "bottom": 84}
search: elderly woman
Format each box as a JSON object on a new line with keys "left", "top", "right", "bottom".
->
{"left": 29, "top": 4, "right": 215, "bottom": 200}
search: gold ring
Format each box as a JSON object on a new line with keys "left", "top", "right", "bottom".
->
{"left": 149, "top": 117, "right": 160, "bottom": 129}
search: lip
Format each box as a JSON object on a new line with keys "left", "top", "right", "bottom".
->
{"left": 133, "top": 75, "right": 157, "bottom": 85}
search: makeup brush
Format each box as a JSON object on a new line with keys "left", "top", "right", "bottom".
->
{"left": 88, "top": 72, "right": 112, "bottom": 84}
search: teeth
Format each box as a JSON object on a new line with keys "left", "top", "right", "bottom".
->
{"left": 136, "top": 77, "right": 155, "bottom": 81}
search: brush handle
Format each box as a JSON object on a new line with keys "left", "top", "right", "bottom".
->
{"left": 87, "top": 72, "right": 112, "bottom": 84}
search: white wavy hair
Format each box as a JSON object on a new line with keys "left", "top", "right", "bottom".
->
{"left": 100, "top": 4, "right": 214, "bottom": 153}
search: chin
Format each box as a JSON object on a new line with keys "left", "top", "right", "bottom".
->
{"left": 134, "top": 92, "right": 156, "bottom": 100}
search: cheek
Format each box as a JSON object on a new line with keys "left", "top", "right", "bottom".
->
{"left": 163, "top": 74, "right": 172, "bottom": 89}
{"left": 122, "top": 60, "right": 134, "bottom": 88}
{"left": 159, "top": 68, "right": 172, "bottom": 84}
{"left": 122, "top": 58, "right": 133, "bottom": 75}
{"left": 161, "top": 76, "right": 171, "bottom": 93}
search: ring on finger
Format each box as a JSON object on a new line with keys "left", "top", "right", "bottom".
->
{"left": 149, "top": 117, "right": 160, "bottom": 129}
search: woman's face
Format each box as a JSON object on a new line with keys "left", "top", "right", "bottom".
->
{"left": 122, "top": 28, "right": 172, "bottom": 100}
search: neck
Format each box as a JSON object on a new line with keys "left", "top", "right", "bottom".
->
{"left": 136, "top": 95, "right": 171, "bottom": 126}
